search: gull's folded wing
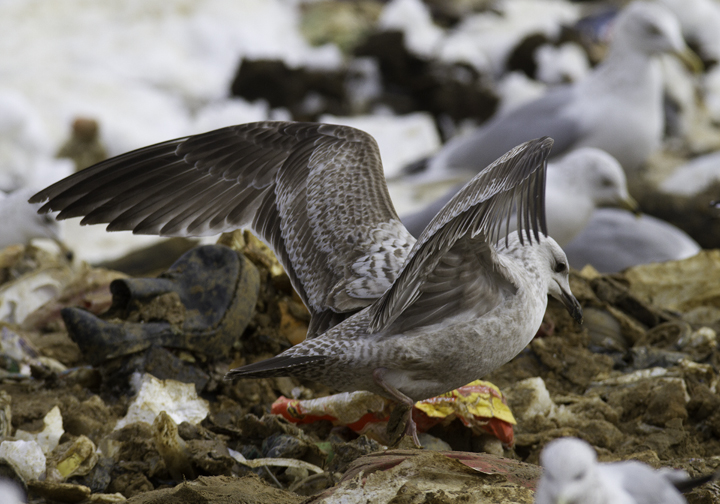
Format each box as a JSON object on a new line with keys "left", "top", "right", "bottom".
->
{"left": 368, "top": 137, "right": 553, "bottom": 333}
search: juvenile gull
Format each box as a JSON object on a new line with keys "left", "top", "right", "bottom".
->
{"left": 403, "top": 148, "right": 638, "bottom": 245}
{"left": 409, "top": 1, "right": 700, "bottom": 182}
{"left": 535, "top": 437, "right": 691, "bottom": 504}
{"left": 29, "top": 121, "right": 582, "bottom": 445}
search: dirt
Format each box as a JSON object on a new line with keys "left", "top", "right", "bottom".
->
{"left": 1, "top": 243, "right": 719, "bottom": 503}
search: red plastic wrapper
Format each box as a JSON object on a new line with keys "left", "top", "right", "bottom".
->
{"left": 271, "top": 380, "right": 516, "bottom": 445}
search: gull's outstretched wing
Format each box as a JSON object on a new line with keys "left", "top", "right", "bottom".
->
{"left": 30, "top": 121, "right": 416, "bottom": 337}
{"left": 368, "top": 137, "right": 553, "bottom": 333}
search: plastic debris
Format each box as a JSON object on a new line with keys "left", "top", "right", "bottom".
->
{"left": 16, "top": 405, "right": 64, "bottom": 455}
{"left": 0, "top": 241, "right": 77, "bottom": 325}
{"left": 0, "top": 440, "right": 46, "bottom": 481}
{"left": 46, "top": 435, "right": 98, "bottom": 481}
{"left": 272, "top": 380, "right": 516, "bottom": 445}
{"left": 229, "top": 448, "right": 324, "bottom": 475}
{"left": 114, "top": 374, "right": 209, "bottom": 430}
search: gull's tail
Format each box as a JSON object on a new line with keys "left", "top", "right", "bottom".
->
{"left": 225, "top": 354, "right": 327, "bottom": 381}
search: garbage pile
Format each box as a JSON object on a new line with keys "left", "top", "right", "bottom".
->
{"left": 0, "top": 228, "right": 717, "bottom": 503}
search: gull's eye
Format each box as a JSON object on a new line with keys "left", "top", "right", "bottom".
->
{"left": 572, "top": 469, "right": 586, "bottom": 481}
{"left": 554, "top": 262, "right": 567, "bottom": 273}
{"left": 646, "top": 24, "right": 663, "bottom": 36}
{"left": 600, "top": 177, "right": 614, "bottom": 188}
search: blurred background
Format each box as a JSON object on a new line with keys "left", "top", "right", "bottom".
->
{"left": 3, "top": 0, "right": 720, "bottom": 270}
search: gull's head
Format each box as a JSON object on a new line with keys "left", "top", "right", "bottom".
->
{"left": 537, "top": 437, "right": 600, "bottom": 504}
{"left": 537, "top": 237, "right": 583, "bottom": 325}
{"left": 556, "top": 148, "right": 639, "bottom": 213}
{"left": 613, "top": 1, "right": 701, "bottom": 70}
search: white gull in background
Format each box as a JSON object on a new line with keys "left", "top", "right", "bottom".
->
{"left": 535, "top": 437, "right": 694, "bottom": 504}
{"left": 408, "top": 1, "right": 700, "bottom": 183}
{"left": 563, "top": 208, "right": 700, "bottom": 273}
{"left": 0, "top": 188, "right": 60, "bottom": 250}
{"left": 402, "top": 148, "right": 638, "bottom": 245}
{"left": 659, "top": 150, "right": 720, "bottom": 197}
{"left": 29, "top": 122, "right": 582, "bottom": 446}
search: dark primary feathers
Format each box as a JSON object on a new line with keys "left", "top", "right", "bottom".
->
{"left": 30, "top": 122, "right": 414, "bottom": 337}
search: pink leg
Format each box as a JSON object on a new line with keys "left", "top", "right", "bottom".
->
{"left": 373, "top": 368, "right": 421, "bottom": 447}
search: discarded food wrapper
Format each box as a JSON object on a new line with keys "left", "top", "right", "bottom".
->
{"left": 272, "top": 380, "right": 516, "bottom": 445}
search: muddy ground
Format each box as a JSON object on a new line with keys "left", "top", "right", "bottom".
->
{"left": 1, "top": 231, "right": 720, "bottom": 503}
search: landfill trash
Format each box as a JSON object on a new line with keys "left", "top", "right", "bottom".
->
{"left": 0, "top": 241, "right": 77, "bottom": 325}
{"left": 113, "top": 374, "right": 209, "bottom": 431}
{"left": 62, "top": 245, "right": 260, "bottom": 364}
{"left": 15, "top": 405, "right": 64, "bottom": 455}
{"left": 311, "top": 449, "right": 541, "bottom": 503}
{"left": 272, "top": 380, "right": 515, "bottom": 446}
{"left": 0, "top": 440, "right": 46, "bottom": 481}
{"left": 46, "top": 435, "right": 98, "bottom": 482}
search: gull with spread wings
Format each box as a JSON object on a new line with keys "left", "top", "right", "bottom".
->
{"left": 30, "top": 122, "right": 582, "bottom": 445}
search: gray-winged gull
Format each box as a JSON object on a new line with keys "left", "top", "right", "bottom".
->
{"left": 29, "top": 121, "right": 582, "bottom": 446}
{"left": 563, "top": 208, "right": 700, "bottom": 273}
{"left": 403, "top": 147, "right": 638, "bottom": 245}
{"left": 409, "top": 1, "right": 700, "bottom": 182}
{"left": 535, "top": 437, "right": 694, "bottom": 504}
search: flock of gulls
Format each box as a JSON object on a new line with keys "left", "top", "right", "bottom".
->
{"left": 21, "top": 0, "right": 720, "bottom": 502}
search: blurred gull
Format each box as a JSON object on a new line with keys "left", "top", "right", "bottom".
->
{"left": 563, "top": 208, "right": 700, "bottom": 273}
{"left": 409, "top": 1, "right": 701, "bottom": 182}
{"left": 403, "top": 148, "right": 638, "bottom": 245}
{"left": 659, "top": 149, "right": 720, "bottom": 197}
{"left": 0, "top": 478, "right": 25, "bottom": 504}
{"left": 535, "top": 437, "right": 689, "bottom": 504}
{"left": 0, "top": 188, "right": 60, "bottom": 250}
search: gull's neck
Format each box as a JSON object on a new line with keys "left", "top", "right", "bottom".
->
{"left": 496, "top": 239, "right": 548, "bottom": 299}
